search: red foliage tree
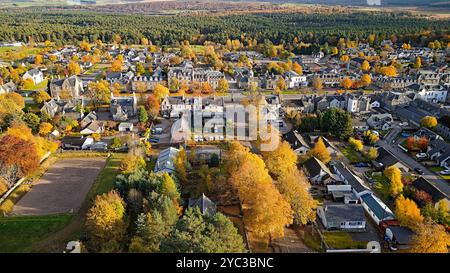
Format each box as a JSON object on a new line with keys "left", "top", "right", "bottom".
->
{"left": 146, "top": 94, "right": 160, "bottom": 118}
{"left": 406, "top": 137, "right": 416, "bottom": 151}
{"left": 414, "top": 190, "right": 432, "bottom": 206}
{"left": 417, "top": 137, "right": 429, "bottom": 151}
{"left": 0, "top": 135, "right": 40, "bottom": 187}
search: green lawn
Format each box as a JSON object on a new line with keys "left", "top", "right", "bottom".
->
{"left": 323, "top": 232, "right": 367, "bottom": 249}
{"left": 88, "top": 153, "right": 125, "bottom": 198}
{"left": 340, "top": 146, "right": 369, "bottom": 163}
{"left": 372, "top": 174, "right": 391, "bottom": 200}
{"left": 21, "top": 78, "right": 48, "bottom": 91}
{"left": 0, "top": 214, "right": 72, "bottom": 253}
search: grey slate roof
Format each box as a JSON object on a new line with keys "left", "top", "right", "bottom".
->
{"left": 304, "top": 157, "right": 332, "bottom": 178}
{"left": 322, "top": 204, "right": 366, "bottom": 223}
{"left": 389, "top": 226, "right": 414, "bottom": 245}
{"left": 333, "top": 162, "right": 368, "bottom": 193}
{"left": 188, "top": 194, "right": 216, "bottom": 216}
{"left": 361, "top": 193, "right": 394, "bottom": 220}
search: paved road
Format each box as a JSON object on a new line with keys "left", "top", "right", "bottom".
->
{"left": 378, "top": 138, "right": 450, "bottom": 197}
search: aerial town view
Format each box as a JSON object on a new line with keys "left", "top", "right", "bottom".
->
{"left": 0, "top": 0, "right": 448, "bottom": 266}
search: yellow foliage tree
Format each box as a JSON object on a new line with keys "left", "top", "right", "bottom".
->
{"left": 39, "top": 122, "right": 53, "bottom": 136}
{"left": 420, "top": 116, "right": 438, "bottom": 129}
{"left": 361, "top": 60, "right": 371, "bottom": 71}
{"left": 340, "top": 77, "right": 353, "bottom": 89}
{"left": 308, "top": 137, "right": 331, "bottom": 164}
{"left": 395, "top": 195, "right": 424, "bottom": 229}
{"left": 367, "top": 147, "right": 379, "bottom": 160}
{"left": 67, "top": 61, "right": 81, "bottom": 76}
{"left": 119, "top": 154, "right": 146, "bottom": 174}
{"left": 384, "top": 166, "right": 403, "bottom": 197}
{"left": 292, "top": 62, "right": 303, "bottom": 75}
{"left": 349, "top": 137, "right": 363, "bottom": 152}
{"left": 340, "top": 55, "right": 350, "bottom": 63}
{"left": 312, "top": 77, "right": 323, "bottom": 91}
{"left": 226, "top": 142, "right": 293, "bottom": 240}
{"left": 410, "top": 221, "right": 449, "bottom": 253}
{"left": 361, "top": 74, "right": 372, "bottom": 86}
{"left": 85, "top": 190, "right": 127, "bottom": 252}
{"left": 111, "top": 59, "right": 123, "bottom": 72}
{"left": 153, "top": 84, "right": 170, "bottom": 100}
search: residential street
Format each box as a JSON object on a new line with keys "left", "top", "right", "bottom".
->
{"left": 378, "top": 134, "right": 450, "bottom": 197}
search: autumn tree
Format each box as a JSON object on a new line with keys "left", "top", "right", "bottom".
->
{"left": 414, "top": 56, "right": 422, "bottom": 69}
{"left": 292, "top": 62, "right": 303, "bottom": 75}
{"left": 384, "top": 166, "right": 403, "bottom": 197}
{"left": 88, "top": 80, "right": 111, "bottom": 105}
{"left": 0, "top": 135, "right": 40, "bottom": 187}
{"left": 67, "top": 60, "right": 81, "bottom": 76}
{"left": 276, "top": 77, "right": 287, "bottom": 92}
{"left": 174, "top": 147, "right": 188, "bottom": 184}
{"left": 410, "top": 221, "right": 449, "bottom": 253}
{"left": 308, "top": 137, "right": 331, "bottom": 164}
{"left": 395, "top": 195, "right": 424, "bottom": 229}
{"left": 79, "top": 41, "right": 91, "bottom": 51}
{"left": 340, "top": 77, "right": 353, "bottom": 89}
{"left": 420, "top": 116, "right": 438, "bottom": 129}
{"left": 361, "top": 60, "right": 371, "bottom": 71}
{"left": 153, "top": 84, "right": 169, "bottom": 101}
{"left": 367, "top": 147, "right": 379, "bottom": 160}
{"left": 262, "top": 141, "right": 316, "bottom": 225}
{"left": 312, "top": 77, "right": 323, "bottom": 91}
{"left": 379, "top": 65, "right": 397, "bottom": 77}
{"left": 226, "top": 142, "right": 293, "bottom": 240}
{"left": 417, "top": 137, "right": 429, "bottom": 151}
{"left": 34, "top": 90, "right": 51, "bottom": 103}
{"left": 85, "top": 191, "right": 127, "bottom": 252}
{"left": 349, "top": 137, "right": 363, "bottom": 152}
{"left": 34, "top": 54, "right": 43, "bottom": 65}
{"left": 244, "top": 181, "right": 293, "bottom": 240}
{"left": 262, "top": 141, "right": 297, "bottom": 179}
{"left": 146, "top": 94, "right": 160, "bottom": 118}
{"left": 111, "top": 59, "right": 123, "bottom": 72}
{"left": 120, "top": 154, "right": 146, "bottom": 174}
{"left": 216, "top": 78, "right": 229, "bottom": 94}
{"left": 361, "top": 74, "right": 372, "bottom": 87}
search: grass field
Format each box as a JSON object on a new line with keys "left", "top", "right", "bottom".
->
{"left": 323, "top": 232, "right": 367, "bottom": 249}
{"left": 21, "top": 78, "right": 48, "bottom": 91}
{"left": 0, "top": 153, "right": 125, "bottom": 252}
{"left": 340, "top": 146, "right": 369, "bottom": 164}
{"left": 372, "top": 174, "right": 395, "bottom": 207}
{"left": 0, "top": 46, "right": 42, "bottom": 61}
{"left": 0, "top": 214, "right": 72, "bottom": 253}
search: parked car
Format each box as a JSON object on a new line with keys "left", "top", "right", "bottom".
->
{"left": 415, "top": 153, "right": 428, "bottom": 161}
{"left": 414, "top": 167, "right": 424, "bottom": 175}
{"left": 355, "top": 162, "right": 370, "bottom": 167}
{"left": 152, "top": 127, "right": 163, "bottom": 135}
{"left": 401, "top": 132, "right": 410, "bottom": 138}
{"left": 439, "top": 169, "right": 450, "bottom": 175}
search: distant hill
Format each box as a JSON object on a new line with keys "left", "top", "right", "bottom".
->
{"left": 0, "top": 0, "right": 448, "bottom": 8}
